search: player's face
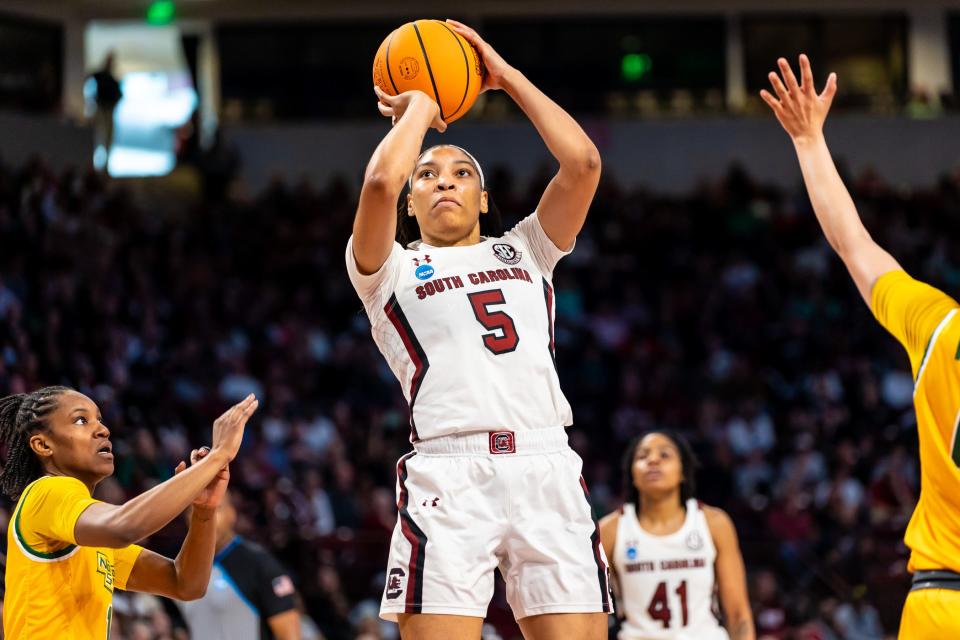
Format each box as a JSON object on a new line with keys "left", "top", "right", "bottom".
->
{"left": 32, "top": 390, "right": 114, "bottom": 482}
{"left": 632, "top": 433, "right": 683, "bottom": 496}
{"left": 407, "top": 146, "right": 488, "bottom": 244}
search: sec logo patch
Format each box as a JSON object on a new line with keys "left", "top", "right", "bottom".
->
{"left": 492, "top": 243, "right": 521, "bottom": 265}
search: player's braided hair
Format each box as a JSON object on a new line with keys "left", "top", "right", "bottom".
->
{"left": 622, "top": 429, "right": 700, "bottom": 515}
{"left": 396, "top": 145, "right": 503, "bottom": 247}
{"left": 0, "top": 386, "right": 71, "bottom": 499}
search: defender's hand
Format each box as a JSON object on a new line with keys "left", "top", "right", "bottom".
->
{"left": 760, "top": 54, "right": 837, "bottom": 144}
{"left": 210, "top": 394, "right": 258, "bottom": 463}
{"left": 174, "top": 447, "right": 230, "bottom": 509}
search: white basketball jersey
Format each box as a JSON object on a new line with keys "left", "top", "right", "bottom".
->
{"left": 346, "top": 212, "right": 574, "bottom": 442}
{"left": 614, "top": 500, "right": 728, "bottom": 640}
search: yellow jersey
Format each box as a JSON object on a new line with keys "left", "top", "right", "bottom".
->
{"left": 872, "top": 270, "right": 960, "bottom": 573}
{"left": 4, "top": 476, "right": 144, "bottom": 639}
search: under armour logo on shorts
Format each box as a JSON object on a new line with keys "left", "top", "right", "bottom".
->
{"left": 489, "top": 431, "right": 516, "bottom": 454}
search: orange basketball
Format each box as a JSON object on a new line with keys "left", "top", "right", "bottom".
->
{"left": 373, "top": 20, "right": 484, "bottom": 124}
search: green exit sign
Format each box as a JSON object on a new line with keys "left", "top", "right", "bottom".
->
{"left": 621, "top": 53, "right": 652, "bottom": 82}
{"left": 146, "top": 0, "right": 176, "bottom": 25}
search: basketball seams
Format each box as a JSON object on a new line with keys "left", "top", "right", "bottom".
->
{"left": 436, "top": 21, "right": 471, "bottom": 122}
{"left": 384, "top": 29, "right": 400, "bottom": 95}
{"left": 375, "top": 21, "right": 480, "bottom": 122}
{"left": 411, "top": 20, "right": 446, "bottom": 120}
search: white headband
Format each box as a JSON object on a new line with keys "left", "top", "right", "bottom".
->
{"left": 408, "top": 145, "right": 485, "bottom": 191}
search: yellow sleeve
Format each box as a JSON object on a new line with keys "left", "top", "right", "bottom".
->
{"left": 113, "top": 544, "right": 145, "bottom": 590}
{"left": 17, "top": 476, "right": 99, "bottom": 549}
{"left": 871, "top": 270, "right": 960, "bottom": 377}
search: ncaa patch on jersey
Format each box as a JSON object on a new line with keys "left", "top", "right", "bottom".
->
{"left": 415, "top": 264, "right": 435, "bottom": 280}
{"left": 492, "top": 243, "right": 522, "bottom": 265}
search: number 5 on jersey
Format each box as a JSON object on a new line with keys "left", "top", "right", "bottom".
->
{"left": 468, "top": 289, "right": 519, "bottom": 355}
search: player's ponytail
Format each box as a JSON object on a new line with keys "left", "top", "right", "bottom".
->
{"left": 0, "top": 386, "right": 71, "bottom": 499}
{"left": 622, "top": 429, "right": 700, "bottom": 514}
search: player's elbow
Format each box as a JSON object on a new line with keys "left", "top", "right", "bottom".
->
{"left": 362, "top": 169, "right": 405, "bottom": 199}
{"left": 176, "top": 581, "right": 208, "bottom": 601}
{"left": 830, "top": 228, "right": 873, "bottom": 260}
{"left": 828, "top": 233, "right": 852, "bottom": 258}
{"left": 583, "top": 145, "right": 602, "bottom": 173}
{"left": 566, "top": 144, "right": 601, "bottom": 177}
{"left": 725, "top": 604, "right": 754, "bottom": 630}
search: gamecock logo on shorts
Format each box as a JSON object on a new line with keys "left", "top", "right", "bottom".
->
{"left": 385, "top": 568, "right": 406, "bottom": 600}
{"left": 489, "top": 431, "right": 516, "bottom": 454}
{"left": 492, "top": 243, "right": 522, "bottom": 265}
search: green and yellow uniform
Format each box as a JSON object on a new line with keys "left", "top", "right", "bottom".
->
{"left": 872, "top": 271, "right": 960, "bottom": 639}
{"left": 4, "top": 476, "right": 143, "bottom": 639}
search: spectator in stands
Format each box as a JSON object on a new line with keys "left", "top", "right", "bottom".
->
{"left": 87, "top": 52, "right": 123, "bottom": 171}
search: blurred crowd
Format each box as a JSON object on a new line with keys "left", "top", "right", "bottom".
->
{"left": 2, "top": 147, "right": 957, "bottom": 639}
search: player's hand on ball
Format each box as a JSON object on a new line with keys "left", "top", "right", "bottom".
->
{"left": 374, "top": 87, "right": 447, "bottom": 132}
{"left": 760, "top": 54, "right": 837, "bottom": 144}
{"left": 446, "top": 19, "right": 512, "bottom": 92}
{"left": 175, "top": 446, "right": 230, "bottom": 509}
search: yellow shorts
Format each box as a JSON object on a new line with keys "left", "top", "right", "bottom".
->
{"left": 899, "top": 588, "right": 960, "bottom": 639}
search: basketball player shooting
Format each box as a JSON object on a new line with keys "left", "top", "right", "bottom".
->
{"left": 347, "top": 18, "right": 611, "bottom": 640}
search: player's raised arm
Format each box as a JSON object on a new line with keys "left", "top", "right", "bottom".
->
{"left": 447, "top": 19, "right": 601, "bottom": 251}
{"left": 353, "top": 89, "right": 447, "bottom": 275}
{"left": 123, "top": 446, "right": 226, "bottom": 600}
{"left": 761, "top": 54, "right": 900, "bottom": 305}
{"left": 73, "top": 394, "right": 258, "bottom": 548}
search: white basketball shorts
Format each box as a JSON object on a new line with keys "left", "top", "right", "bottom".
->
{"left": 379, "top": 428, "right": 614, "bottom": 621}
